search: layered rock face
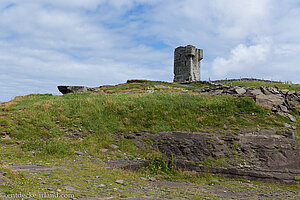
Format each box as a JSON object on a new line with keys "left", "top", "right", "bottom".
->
{"left": 174, "top": 45, "right": 203, "bottom": 82}
{"left": 149, "top": 130, "right": 299, "bottom": 183}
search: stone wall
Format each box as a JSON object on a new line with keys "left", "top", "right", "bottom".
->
{"left": 174, "top": 45, "right": 203, "bottom": 82}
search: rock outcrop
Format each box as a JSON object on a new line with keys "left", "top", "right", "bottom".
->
{"left": 193, "top": 85, "right": 299, "bottom": 120}
{"left": 147, "top": 129, "right": 300, "bottom": 183}
{"left": 57, "top": 86, "right": 102, "bottom": 94}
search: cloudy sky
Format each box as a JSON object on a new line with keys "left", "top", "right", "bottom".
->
{"left": 1, "top": 0, "right": 300, "bottom": 102}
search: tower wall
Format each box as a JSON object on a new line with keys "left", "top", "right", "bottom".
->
{"left": 174, "top": 45, "right": 203, "bottom": 82}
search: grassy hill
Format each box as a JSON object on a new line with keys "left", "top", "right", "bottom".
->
{"left": 0, "top": 80, "right": 299, "bottom": 199}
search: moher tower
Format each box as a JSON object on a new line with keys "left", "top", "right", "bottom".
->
{"left": 173, "top": 45, "right": 203, "bottom": 82}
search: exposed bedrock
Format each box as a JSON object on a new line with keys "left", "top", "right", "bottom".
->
{"left": 148, "top": 130, "right": 300, "bottom": 183}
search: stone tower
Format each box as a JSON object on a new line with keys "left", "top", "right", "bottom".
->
{"left": 173, "top": 45, "right": 203, "bottom": 82}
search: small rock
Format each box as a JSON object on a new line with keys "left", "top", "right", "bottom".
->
{"left": 279, "top": 105, "right": 288, "bottom": 112}
{"left": 56, "top": 189, "right": 62, "bottom": 192}
{"left": 115, "top": 180, "right": 124, "bottom": 185}
{"left": 284, "top": 123, "right": 292, "bottom": 129}
{"left": 148, "top": 177, "right": 156, "bottom": 181}
{"left": 286, "top": 114, "right": 296, "bottom": 122}
{"left": 281, "top": 89, "right": 289, "bottom": 95}
{"left": 98, "top": 184, "right": 106, "bottom": 188}
{"left": 64, "top": 186, "right": 79, "bottom": 192}
{"left": 75, "top": 151, "right": 85, "bottom": 156}
{"left": 288, "top": 90, "right": 295, "bottom": 95}
{"left": 47, "top": 188, "right": 53, "bottom": 191}
{"left": 1, "top": 135, "right": 11, "bottom": 140}
{"left": 16, "top": 141, "right": 22, "bottom": 145}
{"left": 110, "top": 144, "right": 119, "bottom": 149}
{"left": 100, "top": 148, "right": 108, "bottom": 153}
{"left": 2, "top": 172, "right": 8, "bottom": 176}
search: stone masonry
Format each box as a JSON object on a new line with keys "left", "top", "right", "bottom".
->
{"left": 174, "top": 45, "right": 203, "bottom": 82}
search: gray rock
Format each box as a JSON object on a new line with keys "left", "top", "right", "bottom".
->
{"left": 286, "top": 113, "right": 296, "bottom": 122}
{"left": 75, "top": 151, "right": 85, "bottom": 156}
{"left": 57, "top": 86, "right": 88, "bottom": 94}
{"left": 281, "top": 89, "right": 289, "bottom": 95}
{"left": 278, "top": 112, "right": 297, "bottom": 122}
{"left": 115, "top": 180, "right": 124, "bottom": 185}
{"left": 64, "top": 186, "right": 79, "bottom": 192}
{"left": 109, "top": 144, "right": 119, "bottom": 149}
{"left": 261, "top": 87, "right": 272, "bottom": 95}
{"left": 245, "top": 88, "right": 264, "bottom": 97}
{"left": 235, "top": 88, "right": 246, "bottom": 95}
{"left": 97, "top": 184, "right": 106, "bottom": 188}
{"left": 288, "top": 90, "right": 295, "bottom": 95}
{"left": 284, "top": 123, "right": 292, "bottom": 129}
{"left": 278, "top": 105, "right": 288, "bottom": 112}
{"left": 150, "top": 131, "right": 300, "bottom": 183}
{"left": 255, "top": 94, "right": 284, "bottom": 109}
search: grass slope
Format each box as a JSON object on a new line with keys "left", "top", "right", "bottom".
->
{"left": 0, "top": 80, "right": 299, "bottom": 199}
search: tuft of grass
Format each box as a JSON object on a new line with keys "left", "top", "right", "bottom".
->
{"left": 201, "top": 156, "right": 228, "bottom": 167}
{"left": 146, "top": 153, "right": 177, "bottom": 175}
{"left": 21, "top": 138, "right": 73, "bottom": 158}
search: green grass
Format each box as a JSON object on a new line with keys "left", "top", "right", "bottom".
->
{"left": 0, "top": 83, "right": 299, "bottom": 199}
{"left": 1, "top": 91, "right": 296, "bottom": 158}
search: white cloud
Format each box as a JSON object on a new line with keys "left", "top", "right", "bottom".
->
{"left": 0, "top": 0, "right": 300, "bottom": 102}
{"left": 212, "top": 38, "right": 271, "bottom": 77}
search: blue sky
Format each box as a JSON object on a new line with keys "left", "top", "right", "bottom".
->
{"left": 1, "top": 0, "right": 300, "bottom": 102}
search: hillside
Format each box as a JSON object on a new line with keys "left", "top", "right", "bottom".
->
{"left": 0, "top": 80, "right": 299, "bottom": 199}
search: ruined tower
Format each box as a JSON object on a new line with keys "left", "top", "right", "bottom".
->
{"left": 173, "top": 45, "right": 203, "bottom": 82}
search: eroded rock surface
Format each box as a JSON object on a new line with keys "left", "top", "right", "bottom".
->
{"left": 148, "top": 130, "right": 300, "bottom": 183}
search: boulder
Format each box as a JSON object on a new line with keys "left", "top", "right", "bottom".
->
{"left": 57, "top": 86, "right": 88, "bottom": 94}
{"left": 255, "top": 94, "right": 284, "bottom": 109}
{"left": 244, "top": 88, "right": 264, "bottom": 97}
{"left": 235, "top": 88, "right": 246, "bottom": 95}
